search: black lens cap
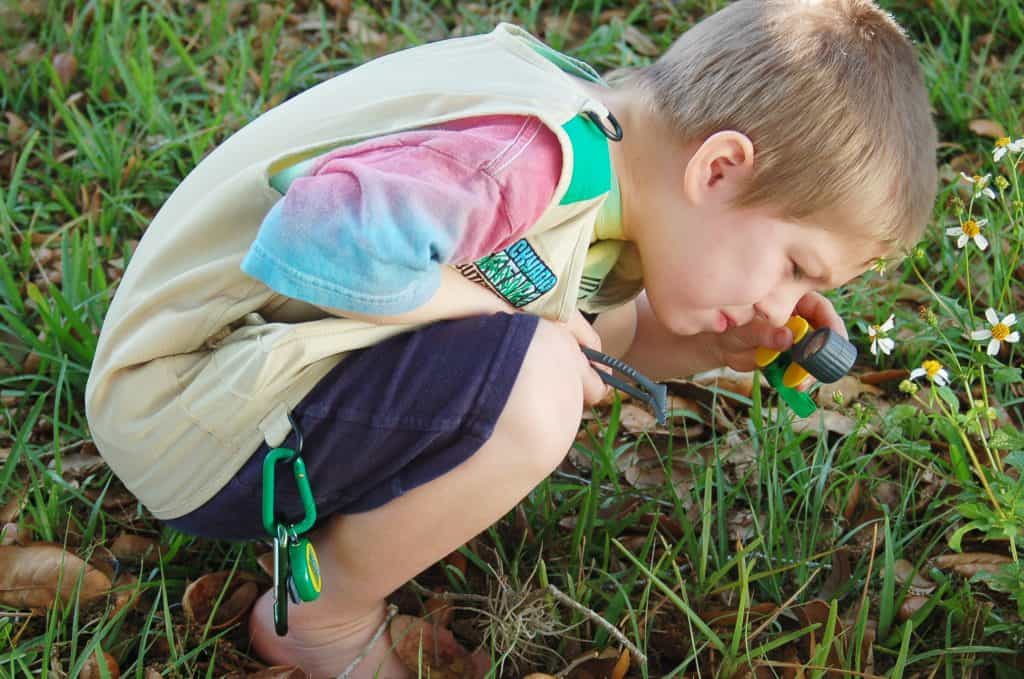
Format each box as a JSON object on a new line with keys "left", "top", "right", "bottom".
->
{"left": 790, "top": 328, "right": 857, "bottom": 383}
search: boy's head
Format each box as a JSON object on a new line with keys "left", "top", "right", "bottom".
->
{"left": 603, "top": 0, "right": 938, "bottom": 335}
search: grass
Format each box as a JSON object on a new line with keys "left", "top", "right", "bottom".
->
{"left": 1, "top": 0, "right": 1024, "bottom": 676}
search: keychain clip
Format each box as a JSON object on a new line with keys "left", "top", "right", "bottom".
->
{"left": 262, "top": 413, "right": 322, "bottom": 637}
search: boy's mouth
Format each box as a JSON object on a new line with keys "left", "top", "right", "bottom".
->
{"left": 718, "top": 311, "right": 737, "bottom": 332}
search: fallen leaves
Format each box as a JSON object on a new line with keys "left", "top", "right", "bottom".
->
{"left": 182, "top": 571, "right": 264, "bottom": 631}
{"left": 0, "top": 544, "right": 111, "bottom": 609}
{"left": 933, "top": 552, "right": 1013, "bottom": 578}
{"left": 390, "top": 614, "right": 491, "bottom": 679}
{"left": 51, "top": 51, "right": 77, "bottom": 88}
{"left": 968, "top": 118, "right": 1007, "bottom": 139}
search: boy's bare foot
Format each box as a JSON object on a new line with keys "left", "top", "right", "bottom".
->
{"left": 248, "top": 590, "right": 413, "bottom": 679}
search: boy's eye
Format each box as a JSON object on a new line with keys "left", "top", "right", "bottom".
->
{"left": 791, "top": 260, "right": 804, "bottom": 281}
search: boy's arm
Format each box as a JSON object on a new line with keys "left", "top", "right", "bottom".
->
{"left": 592, "top": 292, "right": 720, "bottom": 381}
{"left": 317, "top": 266, "right": 514, "bottom": 325}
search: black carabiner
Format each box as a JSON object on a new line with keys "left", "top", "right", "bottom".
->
{"left": 584, "top": 110, "right": 624, "bottom": 141}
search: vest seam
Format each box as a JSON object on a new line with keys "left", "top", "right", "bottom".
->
{"left": 489, "top": 119, "right": 544, "bottom": 176}
{"left": 478, "top": 116, "right": 531, "bottom": 174}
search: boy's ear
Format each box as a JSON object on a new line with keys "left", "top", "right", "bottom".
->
{"left": 682, "top": 131, "right": 755, "bottom": 207}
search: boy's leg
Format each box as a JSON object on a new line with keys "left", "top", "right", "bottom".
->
{"left": 249, "top": 318, "right": 589, "bottom": 679}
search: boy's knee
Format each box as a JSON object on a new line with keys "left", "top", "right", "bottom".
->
{"left": 498, "top": 319, "right": 586, "bottom": 470}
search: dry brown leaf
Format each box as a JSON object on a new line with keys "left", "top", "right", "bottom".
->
{"left": 859, "top": 369, "right": 909, "bottom": 386}
{"left": 4, "top": 112, "right": 27, "bottom": 144}
{"left": 871, "top": 481, "right": 901, "bottom": 511}
{"left": 719, "top": 431, "right": 760, "bottom": 486}
{"left": 182, "top": 571, "right": 264, "bottom": 630}
{"left": 88, "top": 545, "right": 119, "bottom": 581}
{"left": 110, "top": 533, "right": 160, "bottom": 564}
{"left": 109, "top": 572, "right": 140, "bottom": 618}
{"left": 815, "top": 375, "right": 882, "bottom": 410}
{"left": 390, "top": 614, "right": 490, "bottom": 679}
{"left": 933, "top": 552, "right": 1012, "bottom": 578}
{"left": 968, "top": 119, "right": 1006, "bottom": 140}
{"left": 423, "top": 594, "right": 455, "bottom": 628}
{"left": 767, "top": 408, "right": 857, "bottom": 436}
{"left": 892, "top": 559, "right": 936, "bottom": 594}
{"left": 727, "top": 508, "right": 757, "bottom": 541}
{"left": 0, "top": 544, "right": 111, "bottom": 609}
{"left": 0, "top": 492, "right": 25, "bottom": 523}
{"left": 691, "top": 367, "right": 757, "bottom": 399}
{"left": 565, "top": 648, "right": 623, "bottom": 679}
{"left": 256, "top": 550, "right": 274, "bottom": 577}
{"left": 619, "top": 443, "right": 695, "bottom": 499}
{"left": 80, "top": 650, "right": 119, "bottom": 679}
{"left": 50, "top": 451, "right": 106, "bottom": 480}
{"left": 898, "top": 595, "right": 930, "bottom": 621}
{"left": 1, "top": 523, "right": 24, "bottom": 546}
{"left": 617, "top": 403, "right": 658, "bottom": 434}
{"left": 52, "top": 52, "right": 78, "bottom": 88}
{"left": 818, "top": 548, "right": 852, "bottom": 601}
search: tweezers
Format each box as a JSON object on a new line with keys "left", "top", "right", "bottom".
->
{"left": 582, "top": 347, "right": 668, "bottom": 425}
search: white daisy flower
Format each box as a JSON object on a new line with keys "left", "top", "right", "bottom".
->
{"left": 959, "top": 172, "right": 997, "bottom": 199}
{"left": 970, "top": 307, "right": 1020, "bottom": 357}
{"left": 993, "top": 136, "right": 1024, "bottom": 162}
{"left": 867, "top": 314, "right": 895, "bottom": 356}
{"left": 909, "top": 359, "right": 950, "bottom": 387}
{"left": 945, "top": 218, "right": 989, "bottom": 250}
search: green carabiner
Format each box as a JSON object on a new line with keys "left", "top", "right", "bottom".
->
{"left": 261, "top": 449, "right": 317, "bottom": 535}
{"left": 261, "top": 415, "right": 318, "bottom": 536}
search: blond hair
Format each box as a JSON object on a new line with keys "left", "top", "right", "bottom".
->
{"left": 616, "top": 0, "right": 937, "bottom": 253}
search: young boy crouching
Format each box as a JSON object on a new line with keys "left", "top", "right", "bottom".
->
{"left": 85, "top": 1, "right": 937, "bottom": 676}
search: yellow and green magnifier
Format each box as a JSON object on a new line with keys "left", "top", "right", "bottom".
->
{"left": 755, "top": 315, "right": 857, "bottom": 417}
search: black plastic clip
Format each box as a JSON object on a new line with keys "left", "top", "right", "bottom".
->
{"left": 583, "top": 348, "right": 667, "bottom": 425}
{"left": 584, "top": 110, "right": 624, "bottom": 141}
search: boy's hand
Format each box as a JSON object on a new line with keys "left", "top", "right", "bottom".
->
{"left": 712, "top": 293, "right": 848, "bottom": 384}
{"left": 553, "top": 310, "right": 611, "bottom": 408}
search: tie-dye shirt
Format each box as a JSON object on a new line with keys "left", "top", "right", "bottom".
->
{"left": 242, "top": 115, "right": 562, "bottom": 315}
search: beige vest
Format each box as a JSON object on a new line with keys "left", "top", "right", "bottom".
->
{"left": 85, "top": 24, "right": 631, "bottom": 519}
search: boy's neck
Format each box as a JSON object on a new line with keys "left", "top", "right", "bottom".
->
{"left": 573, "top": 79, "right": 666, "bottom": 246}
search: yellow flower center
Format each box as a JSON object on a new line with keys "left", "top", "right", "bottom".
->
{"left": 973, "top": 175, "right": 984, "bottom": 182}
{"left": 922, "top": 360, "right": 942, "bottom": 379}
{"left": 962, "top": 220, "right": 981, "bottom": 237}
{"left": 993, "top": 323, "right": 1010, "bottom": 341}
{"left": 996, "top": 137, "right": 1011, "bottom": 148}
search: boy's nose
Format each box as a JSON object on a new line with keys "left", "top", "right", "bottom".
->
{"left": 755, "top": 288, "right": 804, "bottom": 329}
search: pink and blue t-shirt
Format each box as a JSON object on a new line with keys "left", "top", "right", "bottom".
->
{"left": 241, "top": 115, "right": 565, "bottom": 315}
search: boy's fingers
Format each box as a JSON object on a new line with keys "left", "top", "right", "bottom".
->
{"left": 578, "top": 349, "right": 610, "bottom": 407}
{"left": 794, "top": 292, "right": 847, "bottom": 338}
{"left": 564, "top": 310, "right": 602, "bottom": 352}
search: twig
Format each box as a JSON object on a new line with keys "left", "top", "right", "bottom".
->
{"left": 546, "top": 584, "right": 647, "bottom": 666}
{"left": 406, "top": 578, "right": 490, "bottom": 603}
{"left": 336, "top": 603, "right": 399, "bottom": 679}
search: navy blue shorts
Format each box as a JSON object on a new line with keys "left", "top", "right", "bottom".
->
{"left": 165, "top": 312, "right": 539, "bottom": 541}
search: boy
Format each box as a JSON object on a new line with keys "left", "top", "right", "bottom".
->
{"left": 85, "top": 1, "right": 937, "bottom": 677}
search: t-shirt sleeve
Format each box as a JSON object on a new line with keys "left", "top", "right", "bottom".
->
{"left": 241, "top": 115, "right": 562, "bottom": 315}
